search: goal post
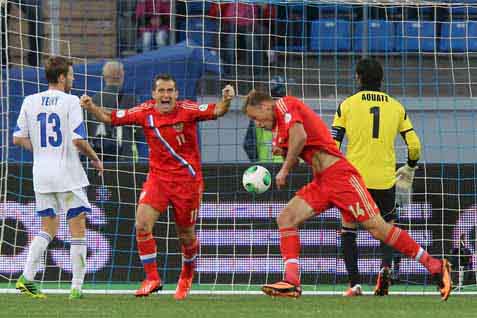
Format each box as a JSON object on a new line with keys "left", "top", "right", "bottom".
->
{"left": 0, "top": 0, "right": 476, "bottom": 294}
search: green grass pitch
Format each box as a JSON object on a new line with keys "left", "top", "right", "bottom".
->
{"left": 0, "top": 294, "right": 475, "bottom": 318}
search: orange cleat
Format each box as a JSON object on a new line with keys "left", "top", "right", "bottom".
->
{"left": 343, "top": 284, "right": 363, "bottom": 297}
{"left": 174, "top": 272, "right": 194, "bottom": 301}
{"left": 437, "top": 259, "right": 452, "bottom": 301}
{"left": 135, "top": 279, "right": 162, "bottom": 297}
{"left": 261, "top": 281, "right": 302, "bottom": 299}
{"left": 374, "top": 267, "right": 391, "bottom": 296}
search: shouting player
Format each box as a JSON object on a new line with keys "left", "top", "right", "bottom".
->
{"left": 13, "top": 56, "right": 103, "bottom": 300}
{"left": 332, "top": 57, "right": 422, "bottom": 296}
{"left": 80, "top": 74, "right": 234, "bottom": 300}
{"left": 242, "top": 91, "right": 452, "bottom": 301}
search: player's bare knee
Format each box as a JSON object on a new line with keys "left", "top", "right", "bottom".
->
{"left": 176, "top": 225, "right": 196, "bottom": 245}
{"left": 363, "top": 220, "right": 389, "bottom": 242}
{"left": 68, "top": 213, "right": 86, "bottom": 237}
{"left": 135, "top": 221, "right": 152, "bottom": 234}
{"left": 277, "top": 208, "right": 297, "bottom": 228}
{"left": 41, "top": 216, "right": 59, "bottom": 237}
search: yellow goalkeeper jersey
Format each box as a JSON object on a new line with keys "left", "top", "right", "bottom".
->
{"left": 332, "top": 90, "right": 421, "bottom": 190}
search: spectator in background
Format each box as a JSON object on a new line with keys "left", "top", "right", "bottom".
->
{"left": 243, "top": 76, "right": 294, "bottom": 162}
{"left": 88, "top": 61, "right": 139, "bottom": 161}
{"left": 136, "top": 0, "right": 170, "bottom": 52}
{"left": 209, "top": 2, "right": 276, "bottom": 75}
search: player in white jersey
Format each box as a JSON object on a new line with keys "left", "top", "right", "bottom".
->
{"left": 13, "top": 56, "right": 103, "bottom": 300}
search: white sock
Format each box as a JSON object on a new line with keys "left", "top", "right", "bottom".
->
{"left": 23, "top": 231, "right": 52, "bottom": 281}
{"left": 70, "top": 238, "right": 87, "bottom": 290}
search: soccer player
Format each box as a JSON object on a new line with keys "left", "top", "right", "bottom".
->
{"left": 80, "top": 74, "right": 234, "bottom": 299}
{"left": 332, "top": 57, "right": 422, "bottom": 296}
{"left": 242, "top": 91, "right": 452, "bottom": 301}
{"left": 13, "top": 56, "right": 104, "bottom": 299}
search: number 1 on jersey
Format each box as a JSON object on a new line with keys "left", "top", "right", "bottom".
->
{"left": 370, "top": 106, "right": 380, "bottom": 139}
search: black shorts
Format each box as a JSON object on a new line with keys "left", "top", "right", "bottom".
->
{"left": 368, "top": 187, "right": 396, "bottom": 222}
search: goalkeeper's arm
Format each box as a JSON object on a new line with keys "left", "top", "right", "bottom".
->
{"left": 396, "top": 129, "right": 421, "bottom": 190}
{"left": 401, "top": 128, "right": 421, "bottom": 168}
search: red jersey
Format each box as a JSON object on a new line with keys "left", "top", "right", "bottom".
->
{"left": 272, "top": 96, "right": 344, "bottom": 165}
{"left": 111, "top": 99, "right": 216, "bottom": 181}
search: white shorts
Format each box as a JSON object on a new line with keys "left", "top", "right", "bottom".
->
{"left": 35, "top": 188, "right": 91, "bottom": 220}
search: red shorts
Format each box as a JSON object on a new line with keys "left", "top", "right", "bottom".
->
{"left": 296, "top": 159, "right": 379, "bottom": 223}
{"left": 139, "top": 174, "right": 202, "bottom": 227}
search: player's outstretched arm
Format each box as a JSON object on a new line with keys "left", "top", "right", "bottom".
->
{"left": 214, "top": 84, "right": 235, "bottom": 117}
{"left": 13, "top": 137, "right": 33, "bottom": 151}
{"left": 73, "top": 139, "right": 104, "bottom": 175}
{"left": 80, "top": 95, "right": 112, "bottom": 124}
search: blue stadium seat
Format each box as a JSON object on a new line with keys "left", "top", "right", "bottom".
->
{"left": 273, "top": 5, "right": 307, "bottom": 52}
{"left": 468, "top": 21, "right": 477, "bottom": 51}
{"left": 185, "top": 0, "right": 212, "bottom": 15}
{"left": 353, "top": 20, "right": 395, "bottom": 52}
{"left": 317, "top": 3, "right": 354, "bottom": 19}
{"left": 447, "top": 0, "right": 477, "bottom": 18}
{"left": 439, "top": 21, "right": 468, "bottom": 52}
{"left": 310, "top": 19, "right": 351, "bottom": 52}
{"left": 177, "top": 18, "right": 217, "bottom": 48}
{"left": 396, "top": 21, "right": 437, "bottom": 52}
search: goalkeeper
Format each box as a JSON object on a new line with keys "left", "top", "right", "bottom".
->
{"left": 332, "top": 57, "right": 421, "bottom": 296}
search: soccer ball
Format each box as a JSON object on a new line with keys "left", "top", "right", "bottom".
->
{"left": 242, "top": 165, "right": 271, "bottom": 194}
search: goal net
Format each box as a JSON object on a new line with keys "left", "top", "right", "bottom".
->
{"left": 0, "top": 0, "right": 476, "bottom": 295}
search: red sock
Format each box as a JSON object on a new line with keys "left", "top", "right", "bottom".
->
{"left": 137, "top": 231, "right": 159, "bottom": 281}
{"left": 384, "top": 226, "right": 441, "bottom": 275}
{"left": 181, "top": 239, "right": 199, "bottom": 278}
{"left": 280, "top": 227, "right": 301, "bottom": 286}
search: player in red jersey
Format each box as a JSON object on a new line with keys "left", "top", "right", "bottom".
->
{"left": 242, "top": 91, "right": 452, "bottom": 300}
{"left": 80, "top": 74, "right": 235, "bottom": 300}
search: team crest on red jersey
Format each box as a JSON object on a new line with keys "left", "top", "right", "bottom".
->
{"left": 172, "top": 122, "right": 184, "bottom": 132}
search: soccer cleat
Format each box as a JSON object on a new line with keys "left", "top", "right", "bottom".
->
{"left": 15, "top": 275, "right": 46, "bottom": 299}
{"left": 135, "top": 279, "right": 163, "bottom": 297}
{"left": 343, "top": 284, "right": 363, "bottom": 297}
{"left": 433, "top": 259, "right": 452, "bottom": 301}
{"left": 174, "top": 272, "right": 194, "bottom": 300}
{"left": 69, "top": 288, "right": 83, "bottom": 300}
{"left": 374, "top": 266, "right": 391, "bottom": 296}
{"left": 261, "top": 281, "right": 302, "bottom": 299}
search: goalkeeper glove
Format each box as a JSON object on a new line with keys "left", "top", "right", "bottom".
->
{"left": 395, "top": 164, "right": 417, "bottom": 191}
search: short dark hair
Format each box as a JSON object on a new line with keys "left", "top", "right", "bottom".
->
{"left": 355, "top": 57, "right": 383, "bottom": 91}
{"left": 44, "top": 56, "right": 72, "bottom": 84}
{"left": 242, "top": 90, "right": 273, "bottom": 113}
{"left": 152, "top": 74, "right": 177, "bottom": 91}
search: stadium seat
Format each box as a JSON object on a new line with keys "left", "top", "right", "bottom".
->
{"left": 353, "top": 20, "right": 395, "bottom": 52}
{"left": 317, "top": 3, "right": 354, "bottom": 19}
{"left": 447, "top": 0, "right": 477, "bottom": 18}
{"left": 439, "top": 21, "right": 471, "bottom": 52}
{"left": 273, "top": 4, "right": 307, "bottom": 52}
{"left": 177, "top": 18, "right": 217, "bottom": 48}
{"left": 468, "top": 21, "right": 477, "bottom": 51}
{"left": 310, "top": 19, "right": 351, "bottom": 52}
{"left": 395, "top": 21, "right": 437, "bottom": 52}
{"left": 184, "top": 0, "right": 212, "bottom": 15}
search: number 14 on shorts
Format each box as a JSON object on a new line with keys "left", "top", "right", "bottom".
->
{"left": 349, "top": 202, "right": 365, "bottom": 219}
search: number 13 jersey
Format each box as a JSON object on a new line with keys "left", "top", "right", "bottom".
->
{"left": 14, "top": 89, "right": 89, "bottom": 193}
